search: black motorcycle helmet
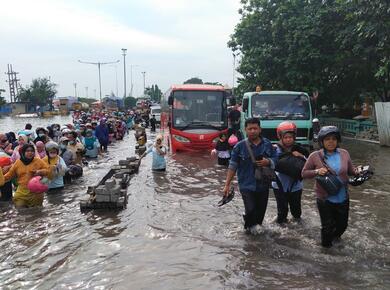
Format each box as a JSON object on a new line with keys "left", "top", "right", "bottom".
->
{"left": 317, "top": 126, "right": 341, "bottom": 148}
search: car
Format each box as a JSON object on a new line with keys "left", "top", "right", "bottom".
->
{"left": 149, "top": 105, "right": 161, "bottom": 123}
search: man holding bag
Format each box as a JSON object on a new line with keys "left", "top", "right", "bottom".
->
{"left": 223, "top": 118, "right": 277, "bottom": 235}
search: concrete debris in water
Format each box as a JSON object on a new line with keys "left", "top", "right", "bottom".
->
{"left": 80, "top": 157, "right": 140, "bottom": 212}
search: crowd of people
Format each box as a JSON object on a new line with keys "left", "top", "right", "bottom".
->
{"left": 0, "top": 109, "right": 153, "bottom": 208}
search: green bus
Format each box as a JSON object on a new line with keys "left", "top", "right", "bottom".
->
{"left": 240, "top": 91, "right": 314, "bottom": 146}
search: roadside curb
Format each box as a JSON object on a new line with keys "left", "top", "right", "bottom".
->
{"left": 342, "top": 135, "right": 380, "bottom": 145}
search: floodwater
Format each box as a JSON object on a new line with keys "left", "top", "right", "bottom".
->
{"left": 0, "top": 116, "right": 389, "bottom": 289}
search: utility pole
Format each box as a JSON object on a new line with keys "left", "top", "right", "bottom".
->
{"left": 121, "top": 48, "right": 127, "bottom": 98}
{"left": 85, "top": 86, "right": 89, "bottom": 98}
{"left": 141, "top": 71, "right": 146, "bottom": 95}
{"left": 130, "top": 64, "right": 139, "bottom": 97}
{"left": 5, "top": 64, "right": 20, "bottom": 103}
{"left": 110, "top": 65, "right": 119, "bottom": 97}
{"left": 232, "top": 52, "right": 237, "bottom": 96}
{"left": 74, "top": 83, "right": 77, "bottom": 98}
{"left": 78, "top": 59, "right": 119, "bottom": 102}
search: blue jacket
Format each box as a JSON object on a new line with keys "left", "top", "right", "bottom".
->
{"left": 229, "top": 137, "right": 277, "bottom": 193}
{"left": 95, "top": 124, "right": 109, "bottom": 144}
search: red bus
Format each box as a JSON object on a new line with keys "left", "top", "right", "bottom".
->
{"left": 161, "top": 84, "right": 228, "bottom": 152}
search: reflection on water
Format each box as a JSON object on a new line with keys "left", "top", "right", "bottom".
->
{"left": 0, "top": 116, "right": 389, "bottom": 289}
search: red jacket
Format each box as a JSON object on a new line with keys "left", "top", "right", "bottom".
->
{"left": 302, "top": 148, "right": 357, "bottom": 200}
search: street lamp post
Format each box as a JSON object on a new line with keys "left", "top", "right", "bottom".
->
{"left": 141, "top": 71, "right": 146, "bottom": 95}
{"left": 78, "top": 59, "right": 119, "bottom": 102}
{"left": 74, "top": 83, "right": 77, "bottom": 98}
{"left": 85, "top": 86, "right": 88, "bottom": 98}
{"left": 121, "top": 48, "right": 127, "bottom": 98}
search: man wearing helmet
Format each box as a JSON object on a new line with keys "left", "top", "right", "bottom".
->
{"left": 302, "top": 126, "right": 360, "bottom": 248}
{"left": 273, "top": 121, "right": 309, "bottom": 224}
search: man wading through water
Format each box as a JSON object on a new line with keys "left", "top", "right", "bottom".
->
{"left": 223, "top": 118, "right": 277, "bottom": 235}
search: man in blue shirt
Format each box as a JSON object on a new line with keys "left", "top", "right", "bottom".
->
{"left": 223, "top": 118, "right": 277, "bottom": 235}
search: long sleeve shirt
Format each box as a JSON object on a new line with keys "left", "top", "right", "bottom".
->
{"left": 302, "top": 148, "right": 356, "bottom": 201}
{"left": 4, "top": 158, "right": 50, "bottom": 188}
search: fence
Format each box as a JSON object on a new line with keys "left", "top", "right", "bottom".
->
{"left": 320, "top": 117, "right": 377, "bottom": 135}
{"left": 375, "top": 102, "right": 390, "bottom": 146}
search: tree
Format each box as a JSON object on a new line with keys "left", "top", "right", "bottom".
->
{"left": 144, "top": 84, "right": 163, "bottom": 102}
{"left": 183, "top": 77, "right": 203, "bottom": 84}
{"left": 17, "top": 77, "right": 57, "bottom": 107}
{"left": 124, "top": 96, "right": 137, "bottom": 109}
{"left": 229, "top": 0, "right": 390, "bottom": 108}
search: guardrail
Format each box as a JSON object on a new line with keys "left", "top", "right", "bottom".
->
{"left": 319, "top": 117, "right": 377, "bottom": 135}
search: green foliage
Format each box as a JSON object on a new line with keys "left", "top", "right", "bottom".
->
{"left": 183, "top": 77, "right": 203, "bottom": 84}
{"left": 17, "top": 77, "right": 57, "bottom": 106}
{"left": 229, "top": 0, "right": 390, "bottom": 105}
{"left": 124, "top": 96, "right": 137, "bottom": 108}
{"left": 144, "top": 85, "right": 163, "bottom": 102}
{"left": 78, "top": 97, "right": 97, "bottom": 105}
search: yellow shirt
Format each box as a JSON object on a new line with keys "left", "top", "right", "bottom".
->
{"left": 0, "top": 169, "right": 4, "bottom": 186}
{"left": 4, "top": 158, "right": 50, "bottom": 188}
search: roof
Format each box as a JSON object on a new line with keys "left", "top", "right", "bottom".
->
{"left": 244, "top": 91, "right": 308, "bottom": 96}
{"left": 171, "top": 84, "right": 225, "bottom": 91}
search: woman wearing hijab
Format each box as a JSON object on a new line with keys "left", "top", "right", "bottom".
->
{"left": 3, "top": 144, "right": 50, "bottom": 207}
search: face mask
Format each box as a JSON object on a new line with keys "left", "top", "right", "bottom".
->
{"left": 60, "top": 144, "right": 67, "bottom": 149}
{"left": 69, "top": 141, "right": 76, "bottom": 145}
{"left": 49, "top": 152, "right": 57, "bottom": 158}
{"left": 39, "top": 133, "right": 45, "bottom": 137}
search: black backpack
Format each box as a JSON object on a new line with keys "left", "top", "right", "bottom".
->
{"left": 275, "top": 144, "right": 308, "bottom": 180}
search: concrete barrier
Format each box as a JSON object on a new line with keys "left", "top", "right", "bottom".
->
{"left": 375, "top": 102, "right": 390, "bottom": 146}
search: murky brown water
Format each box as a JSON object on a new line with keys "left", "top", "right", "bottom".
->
{"left": 0, "top": 116, "right": 389, "bottom": 289}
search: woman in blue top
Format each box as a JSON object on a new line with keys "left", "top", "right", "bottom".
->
{"left": 141, "top": 135, "right": 167, "bottom": 171}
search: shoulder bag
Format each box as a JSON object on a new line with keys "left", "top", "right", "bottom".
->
{"left": 315, "top": 151, "right": 343, "bottom": 196}
{"left": 245, "top": 139, "right": 276, "bottom": 184}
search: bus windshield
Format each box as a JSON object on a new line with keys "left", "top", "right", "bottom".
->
{"left": 172, "top": 90, "right": 227, "bottom": 129}
{"left": 251, "top": 94, "right": 310, "bottom": 120}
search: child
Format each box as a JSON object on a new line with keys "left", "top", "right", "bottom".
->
{"left": 212, "top": 133, "right": 231, "bottom": 166}
{"left": 83, "top": 129, "right": 100, "bottom": 158}
{"left": 140, "top": 135, "right": 167, "bottom": 171}
{"left": 43, "top": 141, "right": 67, "bottom": 190}
{"left": 272, "top": 121, "right": 309, "bottom": 224}
{"left": 36, "top": 141, "right": 47, "bottom": 159}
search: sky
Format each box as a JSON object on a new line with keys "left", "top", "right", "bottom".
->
{"left": 0, "top": 0, "right": 241, "bottom": 101}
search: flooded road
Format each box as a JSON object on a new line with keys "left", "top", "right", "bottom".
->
{"left": 0, "top": 116, "right": 389, "bottom": 289}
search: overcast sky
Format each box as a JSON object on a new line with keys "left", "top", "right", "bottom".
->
{"left": 0, "top": 0, "right": 241, "bottom": 101}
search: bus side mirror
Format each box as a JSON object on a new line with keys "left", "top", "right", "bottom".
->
{"left": 242, "top": 98, "right": 249, "bottom": 112}
{"left": 168, "top": 94, "right": 173, "bottom": 106}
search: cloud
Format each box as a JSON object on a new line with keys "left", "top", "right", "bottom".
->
{"left": 0, "top": 0, "right": 181, "bottom": 52}
{"left": 0, "top": 0, "right": 242, "bottom": 97}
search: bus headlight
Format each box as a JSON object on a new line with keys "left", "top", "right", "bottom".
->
{"left": 172, "top": 134, "right": 190, "bottom": 143}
